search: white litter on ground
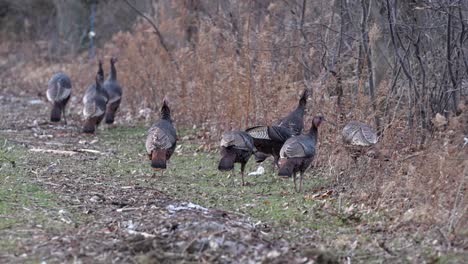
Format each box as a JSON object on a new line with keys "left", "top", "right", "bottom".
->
{"left": 248, "top": 166, "right": 265, "bottom": 176}
{"left": 28, "top": 99, "right": 44, "bottom": 105}
{"left": 166, "top": 202, "right": 208, "bottom": 213}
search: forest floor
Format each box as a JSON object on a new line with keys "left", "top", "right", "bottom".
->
{"left": 0, "top": 94, "right": 466, "bottom": 263}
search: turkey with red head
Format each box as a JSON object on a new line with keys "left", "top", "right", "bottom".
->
{"left": 218, "top": 131, "right": 256, "bottom": 186}
{"left": 104, "top": 57, "right": 123, "bottom": 124}
{"left": 47, "top": 72, "right": 72, "bottom": 123}
{"left": 146, "top": 97, "right": 177, "bottom": 173}
{"left": 278, "top": 116, "right": 324, "bottom": 192}
{"left": 82, "top": 61, "right": 109, "bottom": 133}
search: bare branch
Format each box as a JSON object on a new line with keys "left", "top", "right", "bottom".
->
{"left": 122, "top": 0, "right": 180, "bottom": 71}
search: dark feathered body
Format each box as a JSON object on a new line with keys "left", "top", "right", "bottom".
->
{"left": 218, "top": 147, "right": 252, "bottom": 171}
{"left": 104, "top": 57, "right": 122, "bottom": 124}
{"left": 278, "top": 133, "right": 317, "bottom": 177}
{"left": 47, "top": 72, "right": 72, "bottom": 122}
{"left": 252, "top": 141, "right": 282, "bottom": 163}
{"left": 253, "top": 151, "right": 269, "bottom": 163}
{"left": 247, "top": 89, "right": 310, "bottom": 166}
{"left": 275, "top": 89, "right": 310, "bottom": 135}
{"left": 146, "top": 99, "right": 177, "bottom": 171}
{"left": 278, "top": 116, "right": 324, "bottom": 192}
{"left": 278, "top": 156, "right": 315, "bottom": 178}
{"left": 82, "top": 61, "right": 108, "bottom": 133}
{"left": 246, "top": 125, "right": 292, "bottom": 167}
{"left": 218, "top": 131, "right": 255, "bottom": 186}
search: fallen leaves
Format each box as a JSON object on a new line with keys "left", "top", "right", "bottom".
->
{"left": 431, "top": 113, "right": 448, "bottom": 129}
{"left": 304, "top": 189, "right": 333, "bottom": 200}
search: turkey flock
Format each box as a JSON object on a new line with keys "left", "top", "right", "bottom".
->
{"left": 47, "top": 60, "right": 379, "bottom": 193}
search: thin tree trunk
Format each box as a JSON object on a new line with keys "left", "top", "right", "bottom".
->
{"left": 299, "top": 0, "right": 313, "bottom": 94}
{"left": 446, "top": 5, "right": 459, "bottom": 114}
{"left": 360, "top": 0, "right": 381, "bottom": 132}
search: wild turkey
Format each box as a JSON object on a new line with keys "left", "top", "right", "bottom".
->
{"left": 342, "top": 121, "right": 379, "bottom": 162}
{"left": 218, "top": 131, "right": 256, "bottom": 186}
{"left": 104, "top": 57, "right": 122, "bottom": 124}
{"left": 275, "top": 89, "right": 310, "bottom": 135}
{"left": 145, "top": 98, "right": 177, "bottom": 172}
{"left": 82, "top": 61, "right": 109, "bottom": 134}
{"left": 245, "top": 125, "right": 292, "bottom": 167}
{"left": 47, "top": 72, "right": 72, "bottom": 123}
{"left": 278, "top": 116, "right": 324, "bottom": 192}
{"left": 247, "top": 89, "right": 310, "bottom": 166}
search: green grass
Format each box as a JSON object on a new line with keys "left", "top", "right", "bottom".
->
{"left": 433, "top": 253, "right": 468, "bottom": 264}
{"left": 100, "top": 126, "right": 466, "bottom": 262}
{"left": 2, "top": 125, "right": 463, "bottom": 262}
{"left": 98, "top": 126, "right": 353, "bottom": 238}
{"left": 0, "top": 140, "right": 57, "bottom": 221}
{"left": 0, "top": 138, "right": 64, "bottom": 256}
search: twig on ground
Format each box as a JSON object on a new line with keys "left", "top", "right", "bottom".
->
{"left": 126, "top": 229, "right": 156, "bottom": 238}
{"left": 75, "top": 148, "right": 105, "bottom": 155}
{"left": 29, "top": 148, "right": 105, "bottom": 156}
{"left": 30, "top": 148, "right": 77, "bottom": 155}
{"left": 398, "top": 152, "right": 426, "bottom": 161}
{"left": 116, "top": 207, "right": 144, "bottom": 212}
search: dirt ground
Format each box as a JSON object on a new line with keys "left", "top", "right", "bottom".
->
{"left": 0, "top": 94, "right": 466, "bottom": 263}
{"left": 0, "top": 95, "right": 335, "bottom": 263}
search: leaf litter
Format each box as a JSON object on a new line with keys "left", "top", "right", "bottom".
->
{"left": 0, "top": 95, "right": 465, "bottom": 263}
{"left": 0, "top": 95, "right": 335, "bottom": 263}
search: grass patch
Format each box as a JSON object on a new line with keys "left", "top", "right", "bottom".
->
{"left": 0, "top": 123, "right": 463, "bottom": 262}
{"left": 0, "top": 138, "right": 64, "bottom": 256}
{"left": 99, "top": 126, "right": 352, "bottom": 238}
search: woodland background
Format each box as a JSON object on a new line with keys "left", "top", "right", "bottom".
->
{"left": 0, "top": 0, "right": 467, "bottom": 252}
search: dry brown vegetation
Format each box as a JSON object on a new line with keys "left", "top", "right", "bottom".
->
{"left": 0, "top": 0, "right": 467, "bottom": 261}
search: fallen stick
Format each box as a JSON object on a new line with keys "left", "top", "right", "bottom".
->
{"left": 126, "top": 229, "right": 156, "bottom": 238}
{"left": 17, "top": 139, "right": 73, "bottom": 146}
{"left": 75, "top": 148, "right": 105, "bottom": 155}
{"left": 29, "top": 148, "right": 77, "bottom": 155}
{"left": 399, "top": 151, "right": 426, "bottom": 161}
{"left": 29, "top": 148, "right": 105, "bottom": 156}
{"left": 116, "top": 207, "right": 142, "bottom": 212}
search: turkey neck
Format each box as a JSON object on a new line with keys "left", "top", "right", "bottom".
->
{"left": 293, "top": 104, "right": 305, "bottom": 116}
{"left": 98, "top": 62, "right": 104, "bottom": 81}
{"left": 160, "top": 105, "right": 171, "bottom": 122}
{"left": 110, "top": 61, "right": 117, "bottom": 81}
{"left": 295, "top": 96, "right": 307, "bottom": 113}
{"left": 95, "top": 78, "right": 104, "bottom": 93}
{"left": 307, "top": 124, "right": 319, "bottom": 145}
{"left": 297, "top": 90, "right": 308, "bottom": 109}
